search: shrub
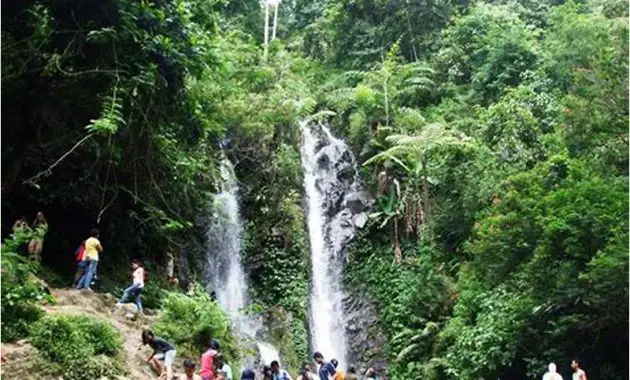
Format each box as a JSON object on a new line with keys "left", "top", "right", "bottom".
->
{"left": 1, "top": 231, "right": 54, "bottom": 342}
{"left": 153, "top": 287, "right": 236, "bottom": 361}
{"left": 30, "top": 314, "right": 125, "bottom": 380}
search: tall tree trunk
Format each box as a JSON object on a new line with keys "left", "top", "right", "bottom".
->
{"left": 272, "top": 4, "right": 279, "bottom": 40}
{"left": 263, "top": 2, "right": 269, "bottom": 61}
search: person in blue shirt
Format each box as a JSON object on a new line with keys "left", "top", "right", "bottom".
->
{"left": 271, "top": 360, "right": 293, "bottom": 380}
{"left": 313, "top": 352, "right": 336, "bottom": 380}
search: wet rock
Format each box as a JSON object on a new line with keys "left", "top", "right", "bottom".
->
{"left": 352, "top": 213, "right": 368, "bottom": 228}
{"left": 343, "top": 290, "right": 388, "bottom": 378}
{"left": 344, "top": 191, "right": 372, "bottom": 214}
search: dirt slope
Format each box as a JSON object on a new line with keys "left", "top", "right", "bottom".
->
{"left": 2, "top": 288, "right": 167, "bottom": 380}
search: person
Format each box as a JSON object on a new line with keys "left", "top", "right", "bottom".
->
{"left": 141, "top": 329, "right": 176, "bottom": 380}
{"left": 180, "top": 359, "right": 202, "bottom": 380}
{"left": 262, "top": 365, "right": 273, "bottom": 380}
{"left": 364, "top": 368, "right": 377, "bottom": 380}
{"left": 543, "top": 363, "right": 563, "bottom": 380}
{"left": 166, "top": 249, "right": 177, "bottom": 284}
{"left": 28, "top": 211, "right": 47, "bottom": 261}
{"left": 116, "top": 260, "right": 145, "bottom": 313}
{"left": 200, "top": 340, "right": 219, "bottom": 380}
{"left": 313, "top": 352, "right": 335, "bottom": 380}
{"left": 215, "top": 353, "right": 233, "bottom": 380}
{"left": 571, "top": 359, "right": 587, "bottom": 380}
{"left": 76, "top": 229, "right": 103, "bottom": 291}
{"left": 240, "top": 368, "right": 256, "bottom": 380}
{"left": 270, "top": 360, "right": 292, "bottom": 380}
{"left": 330, "top": 359, "right": 344, "bottom": 380}
{"left": 345, "top": 367, "right": 358, "bottom": 380}
{"left": 12, "top": 216, "right": 30, "bottom": 234}
{"left": 296, "top": 363, "right": 317, "bottom": 380}
{"left": 72, "top": 239, "right": 87, "bottom": 287}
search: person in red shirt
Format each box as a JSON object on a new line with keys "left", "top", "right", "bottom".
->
{"left": 199, "top": 339, "right": 219, "bottom": 380}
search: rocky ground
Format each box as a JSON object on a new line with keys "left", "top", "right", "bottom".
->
{"left": 1, "top": 288, "right": 181, "bottom": 380}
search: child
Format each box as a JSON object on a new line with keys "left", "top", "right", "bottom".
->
{"left": 141, "top": 329, "right": 176, "bottom": 380}
{"left": 179, "top": 359, "right": 202, "bottom": 380}
{"left": 116, "top": 260, "right": 145, "bottom": 313}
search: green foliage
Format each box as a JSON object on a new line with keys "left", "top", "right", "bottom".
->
{"left": 30, "top": 314, "right": 124, "bottom": 380}
{"left": 153, "top": 289, "right": 237, "bottom": 361}
{"left": 1, "top": 231, "right": 54, "bottom": 342}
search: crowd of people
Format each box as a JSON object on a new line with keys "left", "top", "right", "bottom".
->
{"left": 9, "top": 216, "right": 591, "bottom": 380}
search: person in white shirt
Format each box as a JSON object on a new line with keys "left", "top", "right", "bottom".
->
{"left": 571, "top": 359, "right": 587, "bottom": 380}
{"left": 216, "top": 354, "right": 233, "bottom": 380}
{"left": 116, "top": 260, "right": 145, "bottom": 313}
{"left": 543, "top": 363, "right": 563, "bottom": 380}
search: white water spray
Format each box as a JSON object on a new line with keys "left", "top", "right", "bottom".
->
{"left": 205, "top": 159, "right": 281, "bottom": 366}
{"left": 301, "top": 122, "right": 369, "bottom": 368}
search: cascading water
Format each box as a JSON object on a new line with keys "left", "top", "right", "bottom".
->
{"left": 205, "top": 159, "right": 280, "bottom": 366}
{"left": 300, "top": 122, "right": 371, "bottom": 369}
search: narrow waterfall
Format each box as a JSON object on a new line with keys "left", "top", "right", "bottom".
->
{"left": 300, "top": 122, "right": 371, "bottom": 368}
{"left": 205, "top": 159, "right": 280, "bottom": 366}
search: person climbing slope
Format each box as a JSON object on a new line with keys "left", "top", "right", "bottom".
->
{"left": 72, "top": 239, "right": 86, "bottom": 287}
{"left": 179, "top": 359, "right": 202, "bottom": 380}
{"left": 330, "top": 359, "right": 344, "bottom": 380}
{"left": 313, "top": 352, "right": 335, "bottom": 380}
{"left": 116, "top": 259, "right": 145, "bottom": 313}
{"left": 141, "top": 329, "right": 177, "bottom": 380}
{"left": 270, "top": 360, "right": 292, "bottom": 380}
{"left": 76, "top": 229, "right": 102, "bottom": 291}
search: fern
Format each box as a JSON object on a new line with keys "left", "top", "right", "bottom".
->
{"left": 85, "top": 88, "right": 125, "bottom": 135}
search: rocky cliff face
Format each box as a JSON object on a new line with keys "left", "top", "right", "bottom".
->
{"left": 344, "top": 289, "right": 389, "bottom": 378}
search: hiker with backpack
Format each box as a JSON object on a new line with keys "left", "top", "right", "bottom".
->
{"left": 116, "top": 260, "right": 145, "bottom": 313}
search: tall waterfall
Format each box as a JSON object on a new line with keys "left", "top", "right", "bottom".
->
{"left": 300, "top": 122, "right": 371, "bottom": 368}
{"left": 205, "top": 159, "right": 280, "bottom": 366}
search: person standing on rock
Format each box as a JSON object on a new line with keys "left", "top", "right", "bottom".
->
{"left": 330, "top": 359, "right": 344, "bottom": 380}
{"left": 141, "top": 329, "right": 177, "bottom": 380}
{"left": 116, "top": 260, "right": 145, "bottom": 313}
{"left": 28, "top": 211, "right": 48, "bottom": 262}
{"left": 313, "top": 352, "right": 335, "bottom": 380}
{"left": 76, "top": 229, "right": 102, "bottom": 291}
{"left": 180, "top": 359, "right": 202, "bottom": 380}
{"left": 571, "top": 359, "right": 587, "bottom": 380}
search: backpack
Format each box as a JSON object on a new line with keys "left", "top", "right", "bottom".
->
{"left": 75, "top": 241, "right": 86, "bottom": 262}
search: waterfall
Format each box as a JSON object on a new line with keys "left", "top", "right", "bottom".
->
{"left": 300, "top": 122, "right": 371, "bottom": 369}
{"left": 205, "top": 158, "right": 280, "bottom": 367}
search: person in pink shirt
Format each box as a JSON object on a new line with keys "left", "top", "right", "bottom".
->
{"left": 199, "top": 339, "right": 219, "bottom": 380}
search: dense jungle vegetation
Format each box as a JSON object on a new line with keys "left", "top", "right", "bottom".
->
{"left": 1, "top": 0, "right": 628, "bottom": 378}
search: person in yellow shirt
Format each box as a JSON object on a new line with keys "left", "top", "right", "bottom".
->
{"left": 76, "top": 229, "right": 103, "bottom": 291}
{"left": 331, "top": 359, "right": 345, "bottom": 380}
